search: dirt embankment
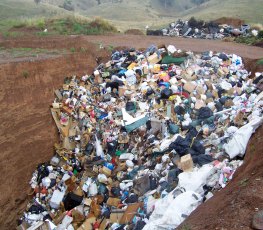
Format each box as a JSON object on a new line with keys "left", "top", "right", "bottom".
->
{"left": 0, "top": 35, "right": 262, "bottom": 230}
{"left": 0, "top": 39, "right": 110, "bottom": 229}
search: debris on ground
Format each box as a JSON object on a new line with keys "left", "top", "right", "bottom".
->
{"left": 147, "top": 18, "right": 257, "bottom": 40}
{"left": 18, "top": 44, "right": 263, "bottom": 230}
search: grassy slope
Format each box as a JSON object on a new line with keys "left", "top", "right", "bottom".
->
{"left": 63, "top": 0, "right": 263, "bottom": 30}
{"left": 0, "top": 0, "right": 262, "bottom": 32}
{"left": 0, "top": 0, "right": 70, "bottom": 19}
{"left": 181, "top": 0, "right": 263, "bottom": 23}
{"left": 0, "top": 0, "right": 74, "bottom": 31}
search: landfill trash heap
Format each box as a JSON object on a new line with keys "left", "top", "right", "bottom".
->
{"left": 147, "top": 18, "right": 256, "bottom": 39}
{"left": 18, "top": 44, "right": 263, "bottom": 230}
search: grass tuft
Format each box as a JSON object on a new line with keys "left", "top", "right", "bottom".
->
{"left": 256, "top": 59, "right": 263, "bottom": 66}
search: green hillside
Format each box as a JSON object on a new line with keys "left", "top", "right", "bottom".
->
{"left": 0, "top": 0, "right": 69, "bottom": 20}
{"left": 0, "top": 0, "right": 262, "bottom": 32}
{"left": 45, "top": 0, "right": 263, "bottom": 29}
{"left": 181, "top": 0, "right": 263, "bottom": 23}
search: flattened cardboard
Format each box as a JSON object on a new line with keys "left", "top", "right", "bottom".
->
{"left": 106, "top": 197, "right": 121, "bottom": 207}
{"left": 119, "top": 203, "right": 142, "bottom": 224}
{"left": 180, "top": 154, "right": 193, "bottom": 172}
{"left": 16, "top": 222, "right": 29, "bottom": 230}
{"left": 147, "top": 53, "right": 162, "bottom": 65}
{"left": 72, "top": 208, "right": 85, "bottom": 223}
{"left": 183, "top": 82, "right": 196, "bottom": 93}
{"left": 100, "top": 166, "right": 112, "bottom": 177}
{"left": 99, "top": 218, "right": 108, "bottom": 230}
{"left": 110, "top": 209, "right": 124, "bottom": 223}
{"left": 77, "top": 217, "right": 96, "bottom": 230}
{"left": 54, "top": 89, "right": 63, "bottom": 101}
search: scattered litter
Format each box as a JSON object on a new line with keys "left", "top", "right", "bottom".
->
{"left": 147, "top": 18, "right": 256, "bottom": 40}
{"left": 18, "top": 44, "right": 263, "bottom": 230}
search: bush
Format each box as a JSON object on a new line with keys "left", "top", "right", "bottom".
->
{"left": 22, "top": 71, "right": 29, "bottom": 78}
{"left": 256, "top": 59, "right": 263, "bottom": 65}
{"left": 235, "top": 36, "right": 262, "bottom": 45}
{"left": 88, "top": 18, "right": 117, "bottom": 33}
{"left": 258, "top": 30, "right": 263, "bottom": 39}
{"left": 36, "top": 19, "right": 45, "bottom": 30}
{"left": 12, "top": 22, "right": 27, "bottom": 29}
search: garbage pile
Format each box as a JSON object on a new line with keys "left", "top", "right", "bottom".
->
{"left": 18, "top": 45, "right": 263, "bottom": 230}
{"left": 147, "top": 18, "right": 256, "bottom": 39}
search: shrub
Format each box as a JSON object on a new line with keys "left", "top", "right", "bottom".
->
{"left": 258, "top": 30, "right": 263, "bottom": 39}
{"left": 22, "top": 71, "right": 29, "bottom": 78}
{"left": 89, "top": 18, "right": 117, "bottom": 33}
{"left": 256, "top": 59, "right": 263, "bottom": 65}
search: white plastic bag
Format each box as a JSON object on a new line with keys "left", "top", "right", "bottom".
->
{"left": 88, "top": 182, "right": 98, "bottom": 196}
{"left": 178, "top": 164, "right": 214, "bottom": 195}
{"left": 95, "top": 135, "right": 104, "bottom": 158}
{"left": 143, "top": 191, "right": 202, "bottom": 230}
{"left": 224, "top": 116, "right": 263, "bottom": 159}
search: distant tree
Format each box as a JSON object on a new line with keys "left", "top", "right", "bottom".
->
{"left": 34, "top": 0, "right": 41, "bottom": 4}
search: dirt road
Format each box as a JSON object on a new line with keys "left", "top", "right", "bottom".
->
{"left": 1, "top": 35, "right": 262, "bottom": 61}
{"left": 83, "top": 34, "right": 263, "bottom": 59}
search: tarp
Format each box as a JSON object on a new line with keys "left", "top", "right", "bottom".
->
{"left": 224, "top": 116, "right": 263, "bottom": 159}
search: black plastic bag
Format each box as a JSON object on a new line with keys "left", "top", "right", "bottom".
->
{"left": 160, "top": 88, "right": 172, "bottom": 99}
{"left": 84, "top": 143, "right": 94, "bottom": 155}
{"left": 63, "top": 192, "right": 83, "bottom": 211}
{"left": 198, "top": 107, "right": 213, "bottom": 120}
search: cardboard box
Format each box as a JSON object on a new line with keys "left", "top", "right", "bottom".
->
{"left": 90, "top": 202, "right": 101, "bottom": 218}
{"left": 77, "top": 217, "right": 96, "bottom": 230}
{"left": 62, "top": 106, "right": 73, "bottom": 115}
{"left": 119, "top": 203, "right": 142, "bottom": 224}
{"left": 147, "top": 53, "right": 162, "bottom": 65}
{"left": 84, "top": 198, "right": 92, "bottom": 206}
{"left": 16, "top": 222, "right": 29, "bottom": 230}
{"left": 110, "top": 210, "right": 124, "bottom": 223}
{"left": 183, "top": 82, "right": 196, "bottom": 93}
{"left": 52, "top": 211, "right": 67, "bottom": 225}
{"left": 105, "top": 61, "right": 112, "bottom": 68}
{"left": 180, "top": 154, "right": 193, "bottom": 172}
{"left": 107, "top": 197, "right": 121, "bottom": 207}
{"left": 27, "top": 221, "right": 50, "bottom": 230}
{"left": 100, "top": 166, "right": 112, "bottom": 177}
{"left": 72, "top": 208, "right": 85, "bottom": 223}
{"left": 63, "top": 84, "right": 69, "bottom": 90}
{"left": 217, "top": 68, "right": 225, "bottom": 77}
{"left": 99, "top": 218, "right": 108, "bottom": 230}
{"left": 54, "top": 89, "right": 63, "bottom": 101}
{"left": 68, "top": 126, "right": 77, "bottom": 137}
{"left": 195, "top": 100, "right": 206, "bottom": 110}
{"left": 94, "top": 70, "right": 102, "bottom": 84}
{"left": 196, "top": 85, "right": 206, "bottom": 95}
